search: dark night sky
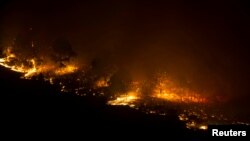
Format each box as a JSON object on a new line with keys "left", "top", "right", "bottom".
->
{"left": 1, "top": 0, "right": 250, "bottom": 116}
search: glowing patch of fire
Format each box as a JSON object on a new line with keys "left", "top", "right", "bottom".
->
{"left": 0, "top": 57, "right": 38, "bottom": 77}
{"left": 54, "top": 65, "right": 78, "bottom": 75}
{"left": 0, "top": 47, "right": 79, "bottom": 78}
{"left": 199, "top": 125, "right": 208, "bottom": 130}
{"left": 154, "top": 92, "right": 207, "bottom": 103}
{"left": 95, "top": 77, "right": 110, "bottom": 88}
{"left": 153, "top": 74, "right": 207, "bottom": 103}
{"left": 107, "top": 91, "right": 139, "bottom": 107}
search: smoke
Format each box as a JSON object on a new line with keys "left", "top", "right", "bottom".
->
{"left": 1, "top": 0, "right": 250, "bottom": 120}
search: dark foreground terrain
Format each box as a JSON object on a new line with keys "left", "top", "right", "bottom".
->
{"left": 0, "top": 66, "right": 209, "bottom": 139}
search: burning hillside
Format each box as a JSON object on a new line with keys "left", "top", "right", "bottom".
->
{"left": 1, "top": 40, "right": 247, "bottom": 130}
{"left": 1, "top": 1, "right": 250, "bottom": 133}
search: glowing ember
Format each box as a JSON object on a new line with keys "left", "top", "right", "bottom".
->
{"left": 199, "top": 125, "right": 208, "bottom": 130}
{"left": 49, "top": 78, "right": 54, "bottom": 84}
{"left": 178, "top": 114, "right": 189, "bottom": 121}
{"left": 186, "top": 121, "right": 196, "bottom": 129}
{"left": 185, "top": 121, "right": 208, "bottom": 130}
{"left": 107, "top": 91, "right": 139, "bottom": 107}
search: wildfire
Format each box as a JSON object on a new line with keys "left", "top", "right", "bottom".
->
{"left": 154, "top": 92, "right": 207, "bottom": 103}
{"left": 0, "top": 56, "right": 38, "bottom": 77}
{"left": 1, "top": 46, "right": 234, "bottom": 131}
{"left": 0, "top": 47, "right": 79, "bottom": 78}
{"left": 23, "top": 59, "right": 38, "bottom": 77}
{"left": 152, "top": 73, "right": 208, "bottom": 103}
{"left": 0, "top": 59, "right": 25, "bottom": 73}
{"left": 94, "top": 77, "right": 110, "bottom": 88}
{"left": 54, "top": 65, "right": 78, "bottom": 75}
{"left": 0, "top": 47, "right": 26, "bottom": 73}
{"left": 107, "top": 91, "right": 140, "bottom": 107}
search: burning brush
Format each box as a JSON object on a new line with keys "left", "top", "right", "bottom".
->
{"left": 0, "top": 40, "right": 247, "bottom": 131}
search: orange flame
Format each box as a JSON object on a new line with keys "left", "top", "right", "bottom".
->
{"left": 0, "top": 47, "right": 79, "bottom": 78}
{"left": 152, "top": 73, "right": 208, "bottom": 103}
{"left": 107, "top": 91, "right": 139, "bottom": 107}
{"left": 95, "top": 77, "right": 110, "bottom": 88}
